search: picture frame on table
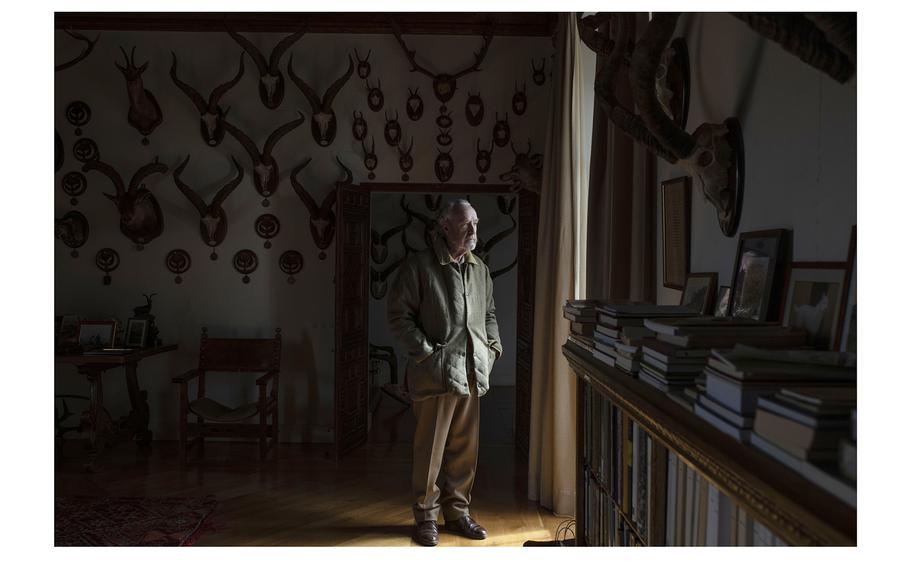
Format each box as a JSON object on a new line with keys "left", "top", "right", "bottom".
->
{"left": 680, "top": 272, "right": 718, "bottom": 315}
{"left": 76, "top": 320, "right": 118, "bottom": 349}
{"left": 715, "top": 286, "right": 732, "bottom": 317}
{"left": 661, "top": 176, "right": 691, "bottom": 290}
{"left": 58, "top": 314, "right": 80, "bottom": 341}
{"left": 124, "top": 318, "right": 149, "bottom": 348}
{"left": 729, "top": 229, "right": 790, "bottom": 321}
{"left": 782, "top": 261, "right": 849, "bottom": 350}
{"left": 838, "top": 225, "right": 857, "bottom": 353}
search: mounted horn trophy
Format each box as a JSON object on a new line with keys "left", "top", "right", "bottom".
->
{"left": 475, "top": 138, "right": 493, "bottom": 183}
{"left": 172, "top": 154, "right": 244, "bottom": 260}
{"left": 227, "top": 28, "right": 306, "bottom": 109}
{"left": 83, "top": 158, "right": 168, "bottom": 248}
{"left": 355, "top": 48, "right": 372, "bottom": 79}
{"left": 371, "top": 213, "right": 411, "bottom": 264}
{"left": 406, "top": 87, "right": 424, "bottom": 121}
{"left": 384, "top": 110, "right": 402, "bottom": 146}
{"left": 436, "top": 128, "right": 452, "bottom": 147}
{"left": 499, "top": 140, "right": 542, "bottom": 194}
{"left": 398, "top": 137, "right": 414, "bottom": 182}
{"left": 492, "top": 113, "right": 511, "bottom": 147}
{"left": 531, "top": 58, "right": 546, "bottom": 85}
{"left": 434, "top": 148, "right": 454, "bottom": 183}
{"left": 371, "top": 255, "right": 407, "bottom": 300}
{"left": 400, "top": 195, "right": 436, "bottom": 249}
{"left": 223, "top": 112, "right": 306, "bottom": 206}
{"left": 290, "top": 157, "right": 339, "bottom": 261}
{"left": 56, "top": 29, "right": 100, "bottom": 72}
{"left": 352, "top": 110, "right": 368, "bottom": 141}
{"left": 170, "top": 52, "right": 245, "bottom": 147}
{"left": 390, "top": 17, "right": 494, "bottom": 113}
{"left": 361, "top": 136, "right": 378, "bottom": 180}
{"left": 115, "top": 46, "right": 163, "bottom": 145}
{"left": 366, "top": 79, "right": 384, "bottom": 111}
{"left": 55, "top": 211, "right": 90, "bottom": 258}
{"left": 465, "top": 92, "right": 484, "bottom": 126}
{"left": 512, "top": 82, "right": 528, "bottom": 115}
{"left": 288, "top": 54, "right": 354, "bottom": 147}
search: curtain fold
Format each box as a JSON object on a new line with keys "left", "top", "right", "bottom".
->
{"left": 527, "top": 13, "right": 587, "bottom": 517}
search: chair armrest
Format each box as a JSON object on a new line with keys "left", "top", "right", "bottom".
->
{"left": 256, "top": 370, "right": 279, "bottom": 386}
{"left": 172, "top": 369, "right": 201, "bottom": 384}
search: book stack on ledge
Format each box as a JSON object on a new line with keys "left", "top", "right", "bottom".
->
{"left": 593, "top": 302, "right": 698, "bottom": 373}
{"left": 564, "top": 299, "right": 599, "bottom": 355}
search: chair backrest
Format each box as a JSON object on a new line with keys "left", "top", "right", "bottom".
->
{"left": 197, "top": 327, "right": 282, "bottom": 372}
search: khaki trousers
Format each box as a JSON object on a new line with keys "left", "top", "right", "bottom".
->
{"left": 411, "top": 373, "right": 480, "bottom": 522}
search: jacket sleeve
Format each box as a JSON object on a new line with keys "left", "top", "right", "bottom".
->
{"left": 485, "top": 266, "right": 503, "bottom": 360}
{"left": 387, "top": 258, "right": 435, "bottom": 363}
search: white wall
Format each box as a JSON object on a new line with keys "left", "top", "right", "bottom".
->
{"left": 54, "top": 28, "right": 551, "bottom": 443}
{"left": 655, "top": 14, "right": 857, "bottom": 305}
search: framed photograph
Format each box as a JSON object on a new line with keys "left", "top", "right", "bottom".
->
{"left": 124, "top": 318, "right": 149, "bottom": 348}
{"left": 58, "top": 314, "right": 80, "bottom": 341}
{"left": 661, "top": 176, "right": 691, "bottom": 290}
{"left": 76, "top": 320, "right": 118, "bottom": 349}
{"left": 729, "top": 229, "right": 789, "bottom": 321}
{"left": 680, "top": 272, "right": 718, "bottom": 315}
{"left": 714, "top": 286, "right": 732, "bottom": 317}
{"left": 782, "top": 262, "right": 849, "bottom": 350}
{"left": 838, "top": 225, "right": 857, "bottom": 353}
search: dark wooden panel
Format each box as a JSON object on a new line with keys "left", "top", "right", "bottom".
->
{"left": 54, "top": 12, "right": 557, "bottom": 36}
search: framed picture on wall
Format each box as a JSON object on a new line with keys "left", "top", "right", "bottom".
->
{"left": 680, "top": 272, "right": 718, "bottom": 315}
{"left": 661, "top": 176, "right": 691, "bottom": 290}
{"left": 76, "top": 320, "right": 118, "bottom": 349}
{"left": 729, "top": 229, "right": 790, "bottom": 321}
{"left": 838, "top": 225, "right": 857, "bottom": 353}
{"left": 782, "top": 262, "right": 849, "bottom": 350}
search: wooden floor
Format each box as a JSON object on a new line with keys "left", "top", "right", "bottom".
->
{"left": 55, "top": 386, "right": 569, "bottom": 546}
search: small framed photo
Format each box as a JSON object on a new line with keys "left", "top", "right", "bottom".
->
{"left": 730, "top": 229, "right": 789, "bottom": 321}
{"left": 680, "top": 272, "right": 718, "bottom": 315}
{"left": 715, "top": 286, "right": 732, "bottom": 317}
{"left": 661, "top": 176, "right": 691, "bottom": 290}
{"left": 124, "top": 318, "right": 149, "bottom": 348}
{"left": 58, "top": 314, "right": 81, "bottom": 341}
{"left": 838, "top": 225, "right": 857, "bottom": 353}
{"left": 76, "top": 320, "right": 118, "bottom": 349}
{"left": 783, "top": 262, "right": 849, "bottom": 350}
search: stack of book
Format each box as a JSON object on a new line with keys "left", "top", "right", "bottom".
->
{"left": 593, "top": 302, "right": 699, "bottom": 373}
{"left": 840, "top": 408, "right": 856, "bottom": 483}
{"left": 694, "top": 346, "right": 855, "bottom": 444}
{"left": 564, "top": 299, "right": 600, "bottom": 355}
{"left": 638, "top": 338, "right": 712, "bottom": 394}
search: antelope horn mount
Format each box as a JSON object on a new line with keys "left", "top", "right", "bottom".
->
{"left": 224, "top": 112, "right": 305, "bottom": 205}
{"left": 173, "top": 154, "right": 244, "bottom": 248}
{"left": 228, "top": 27, "right": 307, "bottom": 110}
{"left": 83, "top": 158, "right": 167, "bottom": 247}
{"left": 170, "top": 51, "right": 245, "bottom": 147}
{"left": 288, "top": 54, "right": 354, "bottom": 147}
{"left": 56, "top": 29, "right": 101, "bottom": 72}
{"left": 290, "top": 158, "right": 337, "bottom": 258}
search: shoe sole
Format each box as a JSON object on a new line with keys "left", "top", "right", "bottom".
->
{"left": 445, "top": 526, "right": 487, "bottom": 540}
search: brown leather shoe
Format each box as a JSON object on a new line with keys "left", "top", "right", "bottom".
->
{"left": 446, "top": 515, "right": 487, "bottom": 540}
{"left": 414, "top": 520, "right": 439, "bottom": 546}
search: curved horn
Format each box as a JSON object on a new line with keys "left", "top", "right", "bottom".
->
{"left": 380, "top": 214, "right": 411, "bottom": 244}
{"left": 223, "top": 121, "right": 262, "bottom": 162}
{"left": 398, "top": 137, "right": 414, "bottom": 156}
{"left": 482, "top": 214, "right": 517, "bottom": 252}
{"left": 490, "top": 256, "right": 519, "bottom": 279}
{"left": 212, "top": 156, "right": 245, "bottom": 207}
{"left": 115, "top": 45, "right": 130, "bottom": 72}
{"left": 380, "top": 254, "right": 406, "bottom": 279}
{"left": 269, "top": 27, "right": 307, "bottom": 71}
{"left": 210, "top": 52, "right": 246, "bottom": 107}
{"left": 56, "top": 29, "right": 101, "bottom": 72}
{"left": 335, "top": 157, "right": 353, "bottom": 186}
{"left": 263, "top": 111, "right": 306, "bottom": 157}
{"left": 129, "top": 158, "right": 168, "bottom": 192}
{"left": 227, "top": 30, "right": 268, "bottom": 74}
{"left": 172, "top": 155, "right": 207, "bottom": 215}
{"left": 510, "top": 141, "right": 519, "bottom": 156}
{"left": 320, "top": 186, "right": 338, "bottom": 214}
{"left": 82, "top": 160, "right": 125, "bottom": 196}
{"left": 576, "top": 13, "right": 615, "bottom": 57}
{"left": 290, "top": 158, "right": 317, "bottom": 214}
{"left": 169, "top": 52, "right": 207, "bottom": 113}
{"left": 323, "top": 55, "right": 355, "bottom": 107}
{"left": 286, "top": 54, "right": 322, "bottom": 111}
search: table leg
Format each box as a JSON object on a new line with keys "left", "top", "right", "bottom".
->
{"left": 124, "top": 362, "right": 153, "bottom": 451}
{"left": 85, "top": 369, "right": 105, "bottom": 472}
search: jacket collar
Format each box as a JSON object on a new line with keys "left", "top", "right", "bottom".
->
{"left": 432, "top": 231, "right": 478, "bottom": 266}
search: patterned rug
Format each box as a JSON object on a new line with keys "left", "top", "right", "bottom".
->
{"left": 55, "top": 495, "right": 218, "bottom": 546}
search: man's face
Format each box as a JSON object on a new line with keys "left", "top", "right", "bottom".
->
{"left": 442, "top": 205, "right": 479, "bottom": 254}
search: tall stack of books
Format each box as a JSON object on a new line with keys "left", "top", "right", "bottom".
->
{"left": 593, "top": 302, "right": 699, "bottom": 373}
{"left": 695, "top": 346, "right": 854, "bottom": 444}
{"left": 638, "top": 338, "right": 712, "bottom": 394}
{"left": 564, "top": 299, "right": 600, "bottom": 355}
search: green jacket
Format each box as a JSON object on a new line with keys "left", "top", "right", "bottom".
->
{"left": 387, "top": 232, "right": 502, "bottom": 400}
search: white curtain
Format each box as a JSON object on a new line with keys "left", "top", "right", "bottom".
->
{"left": 527, "top": 13, "right": 591, "bottom": 517}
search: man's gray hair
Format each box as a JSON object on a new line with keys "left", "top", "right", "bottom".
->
{"left": 437, "top": 198, "right": 473, "bottom": 224}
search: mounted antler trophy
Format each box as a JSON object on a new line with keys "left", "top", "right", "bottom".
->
{"left": 499, "top": 140, "right": 542, "bottom": 194}
{"left": 436, "top": 129, "right": 452, "bottom": 147}
{"left": 115, "top": 46, "right": 163, "bottom": 145}
{"left": 355, "top": 49, "right": 372, "bottom": 79}
{"left": 475, "top": 138, "right": 493, "bottom": 183}
{"left": 400, "top": 195, "right": 436, "bottom": 249}
{"left": 390, "top": 17, "right": 494, "bottom": 113}
{"left": 83, "top": 158, "right": 168, "bottom": 248}
{"left": 172, "top": 154, "right": 244, "bottom": 260}
{"left": 435, "top": 109, "right": 454, "bottom": 129}
{"left": 371, "top": 256, "right": 406, "bottom": 300}
{"left": 223, "top": 112, "right": 305, "bottom": 206}
{"left": 398, "top": 137, "right": 414, "bottom": 181}
{"left": 361, "top": 136, "right": 378, "bottom": 180}
{"left": 512, "top": 82, "right": 528, "bottom": 115}
{"left": 352, "top": 110, "right": 368, "bottom": 141}
{"left": 492, "top": 113, "right": 511, "bottom": 147}
{"left": 578, "top": 13, "right": 744, "bottom": 235}
{"left": 228, "top": 28, "right": 306, "bottom": 109}
{"left": 531, "top": 58, "right": 546, "bottom": 85}
{"left": 465, "top": 92, "right": 484, "bottom": 126}
{"left": 497, "top": 195, "right": 517, "bottom": 215}
{"left": 366, "top": 79, "right": 384, "bottom": 111}
{"left": 371, "top": 213, "right": 411, "bottom": 264}
{"left": 290, "top": 157, "right": 339, "bottom": 260}
{"left": 170, "top": 51, "right": 245, "bottom": 147}
{"left": 55, "top": 211, "right": 89, "bottom": 258}
{"left": 384, "top": 110, "right": 402, "bottom": 146}
{"left": 56, "top": 29, "right": 100, "bottom": 72}
{"left": 288, "top": 54, "right": 354, "bottom": 147}
{"left": 424, "top": 194, "right": 442, "bottom": 212}
{"left": 434, "top": 148, "right": 454, "bottom": 183}
{"left": 406, "top": 87, "right": 424, "bottom": 120}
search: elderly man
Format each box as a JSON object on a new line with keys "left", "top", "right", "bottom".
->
{"left": 387, "top": 198, "right": 502, "bottom": 546}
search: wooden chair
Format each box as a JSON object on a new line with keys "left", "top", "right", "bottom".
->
{"left": 172, "top": 327, "right": 281, "bottom": 463}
